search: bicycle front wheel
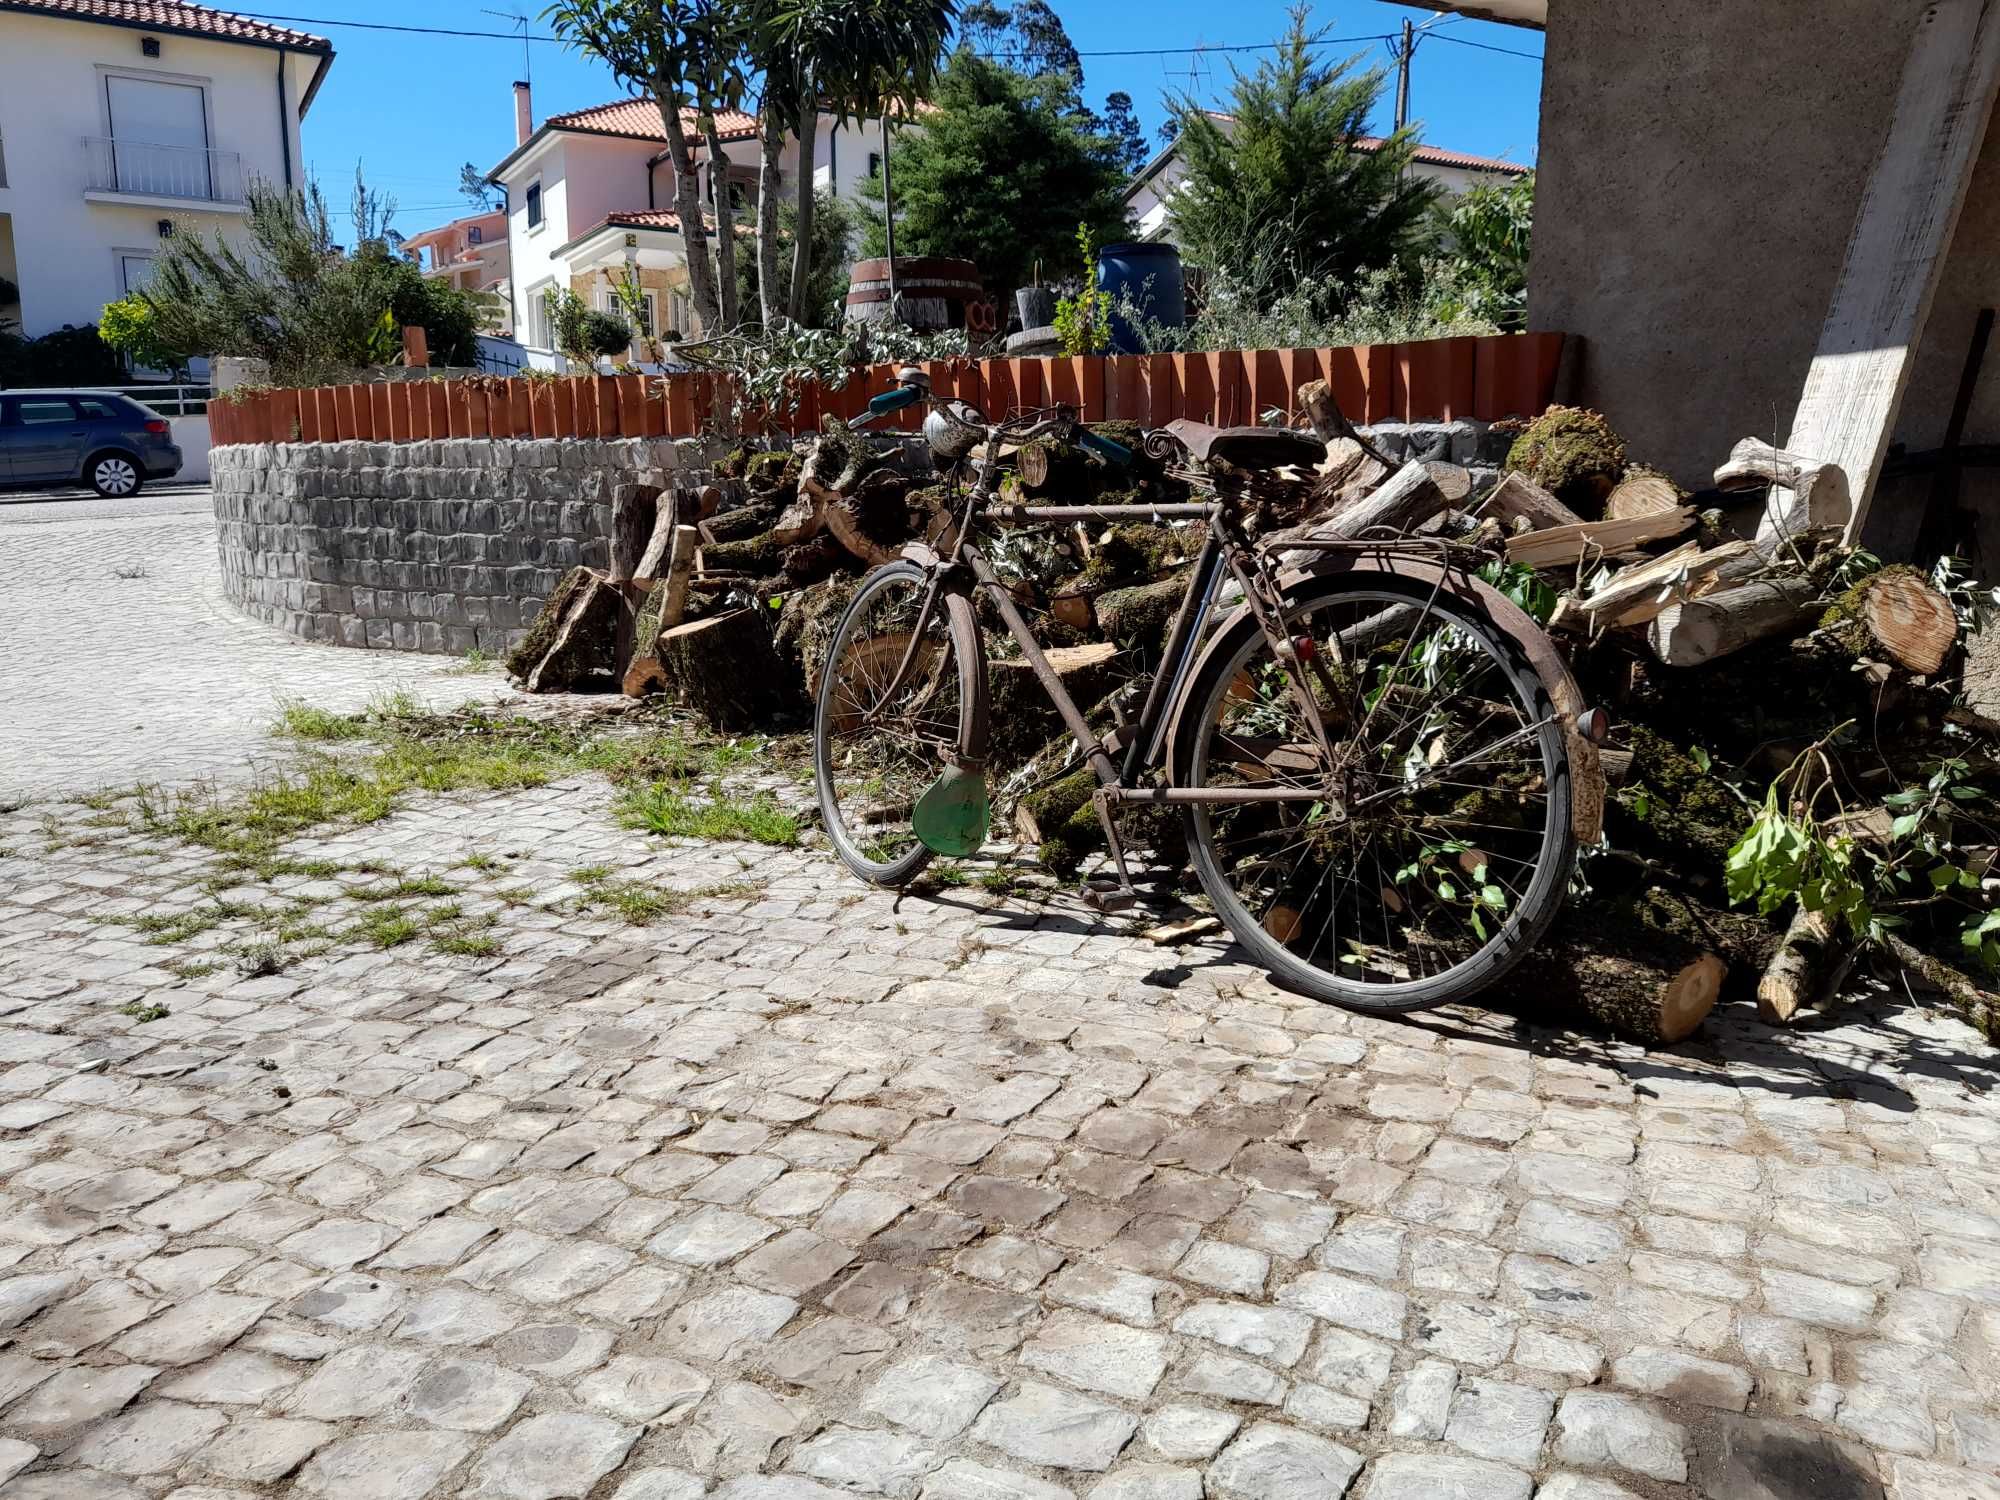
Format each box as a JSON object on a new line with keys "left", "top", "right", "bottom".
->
{"left": 814, "top": 562, "right": 986, "bottom": 887}
{"left": 1176, "top": 576, "right": 1575, "bottom": 1012}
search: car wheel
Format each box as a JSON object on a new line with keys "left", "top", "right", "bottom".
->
{"left": 89, "top": 454, "right": 142, "bottom": 498}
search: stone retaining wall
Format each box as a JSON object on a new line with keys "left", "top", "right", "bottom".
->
{"left": 211, "top": 436, "right": 727, "bottom": 655}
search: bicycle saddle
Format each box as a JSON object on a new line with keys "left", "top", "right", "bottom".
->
{"left": 1165, "top": 419, "right": 1328, "bottom": 471}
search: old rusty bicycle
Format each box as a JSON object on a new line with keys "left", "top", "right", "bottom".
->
{"left": 811, "top": 368, "right": 1607, "bottom": 1013}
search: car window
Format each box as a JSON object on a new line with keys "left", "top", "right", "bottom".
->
{"left": 75, "top": 399, "right": 121, "bottom": 421}
{"left": 15, "top": 399, "right": 79, "bottom": 424}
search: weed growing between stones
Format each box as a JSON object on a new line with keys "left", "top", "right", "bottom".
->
{"left": 570, "top": 868, "right": 765, "bottom": 926}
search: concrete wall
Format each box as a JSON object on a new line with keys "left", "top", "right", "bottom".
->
{"left": 1528, "top": 0, "right": 2000, "bottom": 560}
{"left": 210, "top": 435, "right": 726, "bottom": 655}
{"left": 0, "top": 10, "right": 317, "bottom": 337}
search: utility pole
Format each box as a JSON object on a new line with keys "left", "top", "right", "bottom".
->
{"left": 1394, "top": 18, "right": 1413, "bottom": 134}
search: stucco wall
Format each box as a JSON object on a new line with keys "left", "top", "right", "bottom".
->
{"left": 211, "top": 435, "right": 726, "bottom": 655}
{"left": 1529, "top": 0, "right": 2000, "bottom": 566}
{"left": 0, "top": 11, "right": 316, "bottom": 337}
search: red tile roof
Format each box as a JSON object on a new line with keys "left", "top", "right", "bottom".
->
{"left": 0, "top": 0, "right": 330, "bottom": 50}
{"left": 1355, "top": 136, "right": 1530, "bottom": 175}
{"left": 546, "top": 98, "right": 761, "bottom": 144}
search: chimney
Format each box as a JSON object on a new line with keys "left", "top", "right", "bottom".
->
{"left": 514, "top": 81, "right": 533, "bottom": 146}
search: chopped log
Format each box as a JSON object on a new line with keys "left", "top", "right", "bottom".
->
{"left": 1599, "top": 747, "right": 1635, "bottom": 787}
{"left": 634, "top": 501, "right": 679, "bottom": 580}
{"left": 657, "top": 607, "right": 799, "bottom": 731}
{"left": 1304, "top": 460, "right": 1449, "bottom": 544}
{"left": 769, "top": 491, "right": 823, "bottom": 547}
{"left": 1017, "top": 440, "right": 1094, "bottom": 495}
{"left": 1646, "top": 576, "right": 1821, "bottom": 668}
{"left": 1823, "top": 566, "right": 1959, "bottom": 674}
{"left": 1144, "top": 914, "right": 1223, "bottom": 945}
{"left": 781, "top": 533, "right": 850, "bottom": 585}
{"left": 1551, "top": 540, "right": 1764, "bottom": 632}
{"left": 1604, "top": 469, "right": 1685, "bottom": 522}
{"left": 1481, "top": 471, "right": 1586, "bottom": 532}
{"left": 608, "top": 484, "right": 662, "bottom": 584}
{"left": 1096, "top": 573, "right": 1191, "bottom": 649}
{"left": 1717, "top": 437, "right": 1855, "bottom": 552}
{"left": 698, "top": 531, "right": 785, "bottom": 578}
{"left": 818, "top": 480, "right": 909, "bottom": 567}
{"left": 1316, "top": 437, "right": 1369, "bottom": 489}
{"left": 1494, "top": 887, "right": 1725, "bottom": 1045}
{"left": 660, "top": 524, "right": 698, "bottom": 629}
{"left": 1297, "top": 378, "right": 1391, "bottom": 467}
{"left": 702, "top": 505, "right": 778, "bottom": 546}
{"left": 1506, "top": 507, "right": 1697, "bottom": 570}
{"left": 1758, "top": 905, "right": 1846, "bottom": 1025}
{"left": 988, "top": 642, "right": 1120, "bottom": 768}
{"left": 508, "top": 566, "right": 621, "bottom": 694}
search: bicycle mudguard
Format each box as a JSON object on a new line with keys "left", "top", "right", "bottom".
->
{"left": 914, "top": 764, "right": 991, "bottom": 856}
{"left": 1164, "top": 555, "right": 1606, "bottom": 845}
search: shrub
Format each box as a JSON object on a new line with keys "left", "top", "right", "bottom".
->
{"left": 0, "top": 322, "right": 127, "bottom": 387}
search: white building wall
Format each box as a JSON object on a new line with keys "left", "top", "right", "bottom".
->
{"left": 0, "top": 10, "right": 315, "bottom": 338}
{"left": 503, "top": 136, "right": 570, "bottom": 348}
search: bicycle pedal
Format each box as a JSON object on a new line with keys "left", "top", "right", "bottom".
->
{"left": 1080, "top": 879, "right": 1139, "bottom": 914}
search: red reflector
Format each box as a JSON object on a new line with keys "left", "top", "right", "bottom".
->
{"left": 144, "top": 420, "right": 170, "bottom": 435}
{"left": 1293, "top": 635, "right": 1317, "bottom": 662}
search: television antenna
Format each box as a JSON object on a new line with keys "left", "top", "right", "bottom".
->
{"left": 483, "top": 7, "right": 532, "bottom": 90}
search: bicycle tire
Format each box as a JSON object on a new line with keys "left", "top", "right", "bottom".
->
{"left": 814, "top": 561, "right": 988, "bottom": 888}
{"left": 1173, "top": 574, "right": 1577, "bottom": 1013}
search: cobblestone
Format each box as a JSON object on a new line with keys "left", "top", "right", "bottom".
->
{"left": 1, "top": 671, "right": 2000, "bottom": 1498}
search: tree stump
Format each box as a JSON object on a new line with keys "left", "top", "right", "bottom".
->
{"left": 507, "top": 566, "right": 622, "bottom": 694}
{"left": 1822, "top": 566, "right": 1959, "bottom": 675}
{"left": 658, "top": 608, "right": 800, "bottom": 731}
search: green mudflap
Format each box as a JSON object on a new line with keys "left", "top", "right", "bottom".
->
{"left": 914, "top": 765, "right": 991, "bottom": 857}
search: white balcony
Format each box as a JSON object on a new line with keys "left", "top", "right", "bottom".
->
{"left": 83, "top": 137, "right": 246, "bottom": 210}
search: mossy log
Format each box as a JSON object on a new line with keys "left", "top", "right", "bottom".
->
{"left": 658, "top": 607, "right": 801, "bottom": 731}
{"left": 781, "top": 533, "right": 851, "bottom": 587}
{"left": 1096, "top": 572, "right": 1191, "bottom": 651}
{"left": 772, "top": 574, "right": 862, "bottom": 697}
{"left": 744, "top": 448, "right": 802, "bottom": 495}
{"left": 1013, "top": 765, "right": 1186, "bottom": 880}
{"left": 1819, "top": 565, "right": 1958, "bottom": 675}
{"left": 1492, "top": 886, "right": 1724, "bottom": 1045}
{"left": 1505, "top": 405, "right": 1628, "bottom": 516}
{"left": 700, "top": 531, "right": 786, "bottom": 577}
{"left": 987, "top": 643, "right": 1121, "bottom": 770}
{"left": 1883, "top": 931, "right": 2000, "bottom": 1042}
{"left": 507, "top": 566, "right": 622, "bottom": 694}
{"left": 1017, "top": 440, "right": 1096, "bottom": 495}
{"left": 702, "top": 504, "right": 780, "bottom": 546}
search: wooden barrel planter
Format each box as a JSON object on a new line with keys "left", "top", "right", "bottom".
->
{"left": 846, "top": 256, "right": 983, "bottom": 332}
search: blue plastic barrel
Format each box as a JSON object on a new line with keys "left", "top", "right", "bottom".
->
{"left": 1096, "top": 241, "right": 1186, "bottom": 354}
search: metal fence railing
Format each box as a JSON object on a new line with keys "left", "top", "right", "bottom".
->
{"left": 84, "top": 137, "right": 245, "bottom": 205}
{"left": 114, "top": 383, "right": 213, "bottom": 417}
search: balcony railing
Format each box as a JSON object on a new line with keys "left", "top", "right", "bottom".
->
{"left": 84, "top": 137, "right": 245, "bottom": 205}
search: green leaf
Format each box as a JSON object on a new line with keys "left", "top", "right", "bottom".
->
{"left": 1930, "top": 864, "right": 1963, "bottom": 890}
{"left": 1479, "top": 885, "right": 1508, "bottom": 908}
{"left": 1691, "top": 746, "right": 1711, "bottom": 773}
{"left": 1436, "top": 879, "right": 1457, "bottom": 901}
{"left": 1891, "top": 813, "right": 1923, "bottom": 840}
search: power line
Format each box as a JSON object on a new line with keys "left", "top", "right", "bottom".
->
{"left": 1427, "top": 32, "right": 1544, "bottom": 60}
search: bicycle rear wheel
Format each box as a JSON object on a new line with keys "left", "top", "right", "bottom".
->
{"left": 814, "top": 562, "right": 986, "bottom": 887}
{"left": 1175, "top": 575, "right": 1575, "bottom": 1012}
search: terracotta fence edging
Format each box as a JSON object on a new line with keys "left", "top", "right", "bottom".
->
{"left": 213, "top": 333, "right": 1566, "bottom": 449}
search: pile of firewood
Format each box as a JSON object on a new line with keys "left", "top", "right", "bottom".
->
{"left": 507, "top": 392, "right": 1998, "bottom": 1050}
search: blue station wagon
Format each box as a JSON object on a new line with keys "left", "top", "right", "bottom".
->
{"left": 0, "top": 390, "right": 183, "bottom": 497}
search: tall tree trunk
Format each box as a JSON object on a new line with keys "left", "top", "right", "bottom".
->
{"left": 787, "top": 104, "right": 821, "bottom": 324}
{"left": 756, "top": 97, "right": 787, "bottom": 329}
{"left": 652, "top": 89, "right": 721, "bottom": 334}
{"left": 702, "top": 112, "right": 741, "bottom": 333}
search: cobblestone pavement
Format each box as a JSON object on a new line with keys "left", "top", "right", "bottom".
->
{"left": 0, "top": 507, "right": 509, "bottom": 801}
{"left": 1, "top": 735, "right": 1999, "bottom": 1500}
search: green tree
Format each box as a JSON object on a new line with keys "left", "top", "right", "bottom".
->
{"left": 126, "top": 179, "right": 483, "bottom": 385}
{"left": 1432, "top": 171, "right": 1533, "bottom": 331}
{"left": 543, "top": 0, "right": 749, "bottom": 332}
{"left": 860, "top": 49, "right": 1130, "bottom": 299}
{"left": 753, "top": 0, "right": 957, "bottom": 326}
{"left": 737, "top": 188, "right": 858, "bottom": 328}
{"left": 1166, "top": 4, "right": 1439, "bottom": 301}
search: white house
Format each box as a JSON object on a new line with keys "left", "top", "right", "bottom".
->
{"left": 489, "top": 82, "right": 895, "bottom": 359}
{"left": 0, "top": 0, "right": 332, "bottom": 341}
{"left": 1125, "top": 112, "right": 1530, "bottom": 242}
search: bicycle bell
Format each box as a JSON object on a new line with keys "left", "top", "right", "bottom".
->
{"left": 923, "top": 399, "right": 985, "bottom": 461}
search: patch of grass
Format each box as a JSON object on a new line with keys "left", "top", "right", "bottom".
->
{"left": 351, "top": 905, "right": 422, "bottom": 949}
{"left": 80, "top": 812, "right": 131, "bottom": 829}
{"left": 432, "top": 928, "right": 501, "bottom": 957}
{"left": 461, "top": 852, "right": 501, "bottom": 872}
{"left": 274, "top": 700, "right": 370, "bottom": 742}
{"left": 119, "top": 1001, "right": 169, "bottom": 1022}
{"left": 160, "top": 958, "right": 224, "bottom": 980}
{"left": 616, "top": 785, "right": 800, "bottom": 847}
{"left": 445, "top": 647, "right": 498, "bottom": 677}
{"left": 573, "top": 870, "right": 764, "bottom": 926}
{"left": 74, "top": 787, "right": 139, "bottom": 811}
{"left": 353, "top": 873, "right": 458, "bottom": 902}
{"left": 113, "top": 901, "right": 258, "bottom": 945}
{"left": 232, "top": 941, "right": 286, "bottom": 977}
{"left": 571, "top": 864, "right": 615, "bottom": 883}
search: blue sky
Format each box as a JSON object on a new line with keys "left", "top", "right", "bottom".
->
{"left": 280, "top": 0, "right": 1544, "bottom": 235}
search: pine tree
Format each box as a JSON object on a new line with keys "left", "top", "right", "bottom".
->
{"left": 1166, "top": 4, "right": 1439, "bottom": 297}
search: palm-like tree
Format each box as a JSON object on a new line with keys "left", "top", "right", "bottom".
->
{"left": 752, "top": 0, "right": 957, "bottom": 325}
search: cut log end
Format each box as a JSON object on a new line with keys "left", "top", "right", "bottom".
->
{"left": 1757, "top": 906, "right": 1843, "bottom": 1026}
{"left": 1661, "top": 954, "right": 1728, "bottom": 1043}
